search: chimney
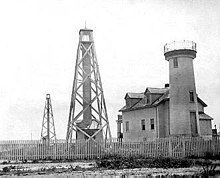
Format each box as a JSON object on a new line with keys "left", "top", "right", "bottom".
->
{"left": 165, "top": 83, "right": 169, "bottom": 88}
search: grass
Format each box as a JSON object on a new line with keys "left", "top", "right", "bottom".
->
{"left": 1, "top": 152, "right": 220, "bottom": 176}
{"left": 96, "top": 155, "right": 193, "bottom": 169}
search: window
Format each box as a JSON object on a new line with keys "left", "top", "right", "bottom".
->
{"left": 82, "top": 35, "right": 90, "bottom": 41}
{"left": 125, "top": 121, "right": 129, "bottom": 132}
{"left": 173, "top": 57, "right": 178, "bottom": 68}
{"left": 146, "top": 94, "right": 150, "bottom": 104}
{"left": 141, "top": 119, "right": 145, "bottom": 130}
{"left": 150, "top": 119, "right": 154, "bottom": 130}
{"left": 189, "top": 91, "right": 194, "bottom": 102}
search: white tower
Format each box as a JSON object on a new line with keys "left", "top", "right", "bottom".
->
{"left": 164, "top": 41, "right": 200, "bottom": 137}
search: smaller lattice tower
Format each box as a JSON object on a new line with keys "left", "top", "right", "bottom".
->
{"left": 41, "top": 94, "right": 56, "bottom": 146}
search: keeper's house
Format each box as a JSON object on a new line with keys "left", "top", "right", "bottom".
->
{"left": 118, "top": 41, "right": 213, "bottom": 142}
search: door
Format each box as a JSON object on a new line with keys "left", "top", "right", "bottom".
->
{"left": 190, "top": 112, "right": 198, "bottom": 136}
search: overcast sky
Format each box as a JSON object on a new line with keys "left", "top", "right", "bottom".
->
{"left": 0, "top": 0, "right": 220, "bottom": 140}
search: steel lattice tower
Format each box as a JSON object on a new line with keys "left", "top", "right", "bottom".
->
{"left": 41, "top": 94, "right": 56, "bottom": 145}
{"left": 66, "top": 28, "right": 112, "bottom": 144}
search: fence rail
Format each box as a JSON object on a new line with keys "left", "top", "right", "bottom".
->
{"left": 0, "top": 137, "right": 219, "bottom": 161}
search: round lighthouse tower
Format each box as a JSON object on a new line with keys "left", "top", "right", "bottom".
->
{"left": 164, "top": 41, "right": 200, "bottom": 137}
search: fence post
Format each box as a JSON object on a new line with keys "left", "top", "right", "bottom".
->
{"left": 182, "top": 138, "right": 185, "bottom": 157}
{"left": 211, "top": 139, "right": 215, "bottom": 156}
{"left": 168, "top": 137, "right": 172, "bottom": 157}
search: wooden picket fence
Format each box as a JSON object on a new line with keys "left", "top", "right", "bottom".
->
{"left": 0, "top": 136, "right": 219, "bottom": 161}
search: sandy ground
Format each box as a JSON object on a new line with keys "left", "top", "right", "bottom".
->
{"left": 0, "top": 161, "right": 210, "bottom": 177}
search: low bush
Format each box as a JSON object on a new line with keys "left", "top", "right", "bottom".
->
{"left": 2, "top": 161, "right": 8, "bottom": 165}
{"left": 96, "top": 155, "right": 193, "bottom": 169}
{"left": 32, "top": 160, "right": 39, "bottom": 163}
{"left": 2, "top": 166, "right": 11, "bottom": 172}
{"left": 196, "top": 159, "right": 219, "bottom": 176}
{"left": 194, "top": 152, "right": 220, "bottom": 176}
{"left": 22, "top": 159, "right": 27, "bottom": 163}
{"left": 148, "top": 157, "right": 193, "bottom": 169}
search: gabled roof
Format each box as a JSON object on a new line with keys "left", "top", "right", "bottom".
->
{"left": 197, "top": 97, "right": 207, "bottom": 107}
{"left": 119, "top": 105, "right": 127, "bottom": 111}
{"left": 120, "top": 87, "right": 168, "bottom": 112}
{"left": 199, "top": 113, "right": 213, "bottom": 120}
{"left": 152, "top": 89, "right": 169, "bottom": 105}
{"left": 124, "top": 93, "right": 144, "bottom": 99}
{"left": 120, "top": 87, "right": 208, "bottom": 112}
{"left": 145, "top": 87, "right": 168, "bottom": 94}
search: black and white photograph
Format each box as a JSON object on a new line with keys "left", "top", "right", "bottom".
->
{"left": 0, "top": 0, "right": 220, "bottom": 177}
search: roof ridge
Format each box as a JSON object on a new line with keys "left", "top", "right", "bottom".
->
{"left": 127, "top": 92, "right": 144, "bottom": 94}
{"left": 147, "top": 87, "right": 166, "bottom": 89}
